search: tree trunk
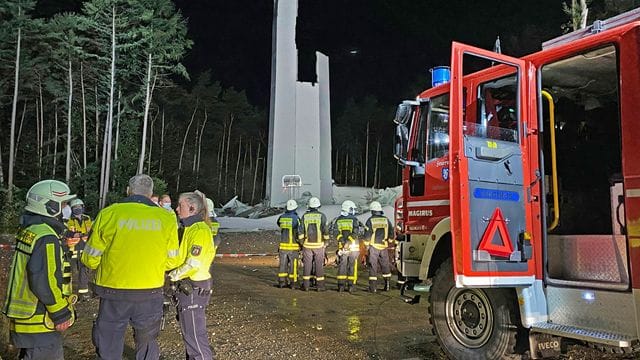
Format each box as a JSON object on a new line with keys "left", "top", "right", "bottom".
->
{"left": 345, "top": 152, "right": 349, "bottom": 185}
{"left": 138, "top": 54, "right": 155, "bottom": 173}
{"left": 53, "top": 105, "right": 58, "bottom": 177}
{"left": 159, "top": 109, "right": 165, "bottom": 174}
{"left": 373, "top": 140, "right": 380, "bottom": 188}
{"left": 99, "top": 5, "right": 117, "bottom": 209}
{"left": 251, "top": 141, "right": 261, "bottom": 204}
{"left": 195, "top": 107, "right": 208, "bottom": 184}
{"left": 8, "top": 23, "right": 21, "bottom": 202}
{"left": 14, "top": 101, "right": 27, "bottom": 161}
{"left": 176, "top": 99, "right": 199, "bottom": 192}
{"left": 80, "top": 62, "right": 87, "bottom": 170}
{"left": 38, "top": 77, "right": 44, "bottom": 180}
{"left": 241, "top": 140, "right": 248, "bottom": 200}
{"left": 217, "top": 122, "right": 226, "bottom": 198}
{"left": 147, "top": 109, "right": 158, "bottom": 174}
{"left": 114, "top": 89, "right": 121, "bottom": 161}
{"left": 65, "top": 59, "right": 73, "bottom": 184}
{"left": 365, "top": 121, "right": 369, "bottom": 187}
{"left": 0, "top": 135, "right": 4, "bottom": 187}
{"left": 35, "top": 98, "right": 39, "bottom": 180}
{"left": 234, "top": 136, "right": 242, "bottom": 195}
{"left": 224, "top": 114, "right": 234, "bottom": 198}
{"left": 192, "top": 120, "right": 199, "bottom": 173}
{"left": 95, "top": 85, "right": 100, "bottom": 162}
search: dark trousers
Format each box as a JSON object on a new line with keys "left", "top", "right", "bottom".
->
{"left": 70, "top": 255, "right": 90, "bottom": 293}
{"left": 18, "top": 341, "right": 64, "bottom": 360}
{"left": 337, "top": 251, "right": 360, "bottom": 286}
{"left": 93, "top": 296, "right": 163, "bottom": 360}
{"left": 302, "top": 247, "right": 325, "bottom": 289}
{"left": 278, "top": 250, "right": 299, "bottom": 285}
{"left": 176, "top": 284, "right": 213, "bottom": 360}
{"left": 368, "top": 246, "right": 391, "bottom": 281}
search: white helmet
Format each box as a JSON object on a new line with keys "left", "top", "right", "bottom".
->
{"left": 25, "top": 180, "right": 76, "bottom": 218}
{"left": 370, "top": 201, "right": 383, "bottom": 212}
{"left": 69, "top": 198, "right": 84, "bottom": 208}
{"left": 308, "top": 197, "right": 321, "bottom": 209}
{"left": 286, "top": 199, "right": 298, "bottom": 211}
{"left": 206, "top": 198, "right": 217, "bottom": 218}
{"left": 341, "top": 200, "right": 356, "bottom": 214}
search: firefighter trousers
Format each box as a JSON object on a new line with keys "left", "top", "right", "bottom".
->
{"left": 368, "top": 246, "right": 391, "bottom": 287}
{"left": 277, "top": 250, "right": 299, "bottom": 286}
{"left": 302, "top": 247, "right": 325, "bottom": 290}
{"left": 337, "top": 251, "right": 359, "bottom": 288}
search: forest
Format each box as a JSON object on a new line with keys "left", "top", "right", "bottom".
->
{"left": 0, "top": 0, "right": 635, "bottom": 229}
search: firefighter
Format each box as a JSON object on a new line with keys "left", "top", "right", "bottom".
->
{"left": 169, "top": 192, "right": 215, "bottom": 360}
{"left": 276, "top": 199, "right": 301, "bottom": 288}
{"left": 65, "top": 198, "right": 93, "bottom": 299}
{"left": 298, "top": 197, "right": 329, "bottom": 291}
{"left": 364, "top": 201, "right": 394, "bottom": 293}
{"left": 331, "top": 200, "right": 362, "bottom": 293}
{"left": 81, "top": 174, "right": 180, "bottom": 360}
{"left": 3, "top": 180, "right": 76, "bottom": 360}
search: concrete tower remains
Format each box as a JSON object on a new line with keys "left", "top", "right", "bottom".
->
{"left": 266, "top": 0, "right": 333, "bottom": 207}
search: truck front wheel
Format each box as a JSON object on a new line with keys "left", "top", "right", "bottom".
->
{"left": 428, "top": 258, "right": 519, "bottom": 359}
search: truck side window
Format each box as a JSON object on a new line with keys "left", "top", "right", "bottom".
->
{"left": 427, "top": 94, "right": 450, "bottom": 161}
{"left": 412, "top": 104, "right": 428, "bottom": 163}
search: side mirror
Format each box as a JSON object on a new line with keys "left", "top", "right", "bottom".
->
{"left": 394, "top": 102, "right": 416, "bottom": 125}
{"left": 394, "top": 124, "right": 410, "bottom": 162}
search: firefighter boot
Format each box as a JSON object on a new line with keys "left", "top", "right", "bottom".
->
{"left": 317, "top": 281, "right": 326, "bottom": 292}
{"left": 383, "top": 279, "right": 390, "bottom": 292}
{"left": 369, "top": 280, "right": 377, "bottom": 293}
{"left": 337, "top": 284, "right": 344, "bottom": 293}
{"left": 278, "top": 281, "right": 285, "bottom": 289}
{"left": 302, "top": 280, "right": 310, "bottom": 291}
{"left": 348, "top": 283, "right": 355, "bottom": 293}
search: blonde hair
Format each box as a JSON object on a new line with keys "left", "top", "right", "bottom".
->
{"left": 179, "top": 191, "right": 211, "bottom": 226}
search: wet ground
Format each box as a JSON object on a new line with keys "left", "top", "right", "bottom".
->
{"left": 0, "top": 232, "right": 638, "bottom": 359}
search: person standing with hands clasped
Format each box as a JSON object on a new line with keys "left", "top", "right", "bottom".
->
{"left": 81, "top": 174, "right": 180, "bottom": 360}
{"left": 3, "top": 180, "right": 76, "bottom": 360}
{"left": 169, "top": 192, "right": 215, "bottom": 360}
{"left": 298, "top": 197, "right": 329, "bottom": 292}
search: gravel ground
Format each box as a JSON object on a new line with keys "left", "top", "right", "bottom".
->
{"left": 0, "top": 232, "right": 639, "bottom": 359}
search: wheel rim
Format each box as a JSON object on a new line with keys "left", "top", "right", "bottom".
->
{"left": 445, "top": 287, "right": 493, "bottom": 348}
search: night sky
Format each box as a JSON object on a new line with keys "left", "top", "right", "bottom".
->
{"left": 173, "top": 0, "right": 567, "bottom": 115}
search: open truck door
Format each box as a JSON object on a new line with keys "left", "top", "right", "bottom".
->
{"left": 449, "top": 42, "right": 536, "bottom": 287}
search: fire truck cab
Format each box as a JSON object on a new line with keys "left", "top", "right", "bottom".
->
{"left": 393, "top": 8, "right": 640, "bottom": 359}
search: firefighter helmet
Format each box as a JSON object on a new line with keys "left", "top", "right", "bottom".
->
{"left": 25, "top": 180, "right": 76, "bottom": 218}
{"left": 69, "top": 198, "right": 84, "bottom": 208}
{"left": 308, "top": 197, "right": 321, "bottom": 209}
{"left": 370, "top": 201, "right": 383, "bottom": 212}
{"left": 286, "top": 199, "right": 298, "bottom": 211}
{"left": 341, "top": 200, "right": 356, "bottom": 214}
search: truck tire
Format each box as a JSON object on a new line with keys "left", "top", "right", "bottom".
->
{"left": 428, "top": 258, "right": 519, "bottom": 359}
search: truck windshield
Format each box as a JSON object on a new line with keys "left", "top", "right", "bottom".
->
{"left": 467, "top": 74, "right": 519, "bottom": 143}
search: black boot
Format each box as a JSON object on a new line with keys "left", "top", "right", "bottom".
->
{"left": 348, "top": 283, "right": 355, "bottom": 293}
{"left": 278, "top": 281, "right": 285, "bottom": 288}
{"left": 337, "top": 284, "right": 344, "bottom": 292}
{"left": 383, "top": 279, "right": 390, "bottom": 291}
{"left": 369, "top": 280, "right": 377, "bottom": 293}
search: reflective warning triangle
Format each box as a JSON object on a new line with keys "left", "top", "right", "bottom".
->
{"left": 478, "top": 208, "right": 513, "bottom": 258}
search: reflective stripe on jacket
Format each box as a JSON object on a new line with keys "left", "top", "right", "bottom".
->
{"left": 332, "top": 215, "right": 360, "bottom": 251}
{"left": 169, "top": 217, "right": 215, "bottom": 282}
{"left": 81, "top": 196, "right": 180, "bottom": 289}
{"left": 364, "top": 215, "right": 393, "bottom": 250}
{"left": 3, "top": 222, "right": 71, "bottom": 333}
{"left": 277, "top": 211, "right": 300, "bottom": 251}
{"left": 299, "top": 210, "right": 329, "bottom": 249}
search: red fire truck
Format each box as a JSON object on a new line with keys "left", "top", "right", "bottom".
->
{"left": 393, "top": 8, "right": 640, "bottom": 359}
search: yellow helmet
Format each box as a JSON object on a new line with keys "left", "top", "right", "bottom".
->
{"left": 25, "top": 180, "right": 76, "bottom": 218}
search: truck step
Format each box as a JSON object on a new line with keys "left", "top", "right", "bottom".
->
{"left": 531, "top": 322, "right": 636, "bottom": 347}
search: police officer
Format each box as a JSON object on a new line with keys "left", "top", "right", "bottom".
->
{"left": 65, "top": 198, "right": 92, "bottom": 299}
{"left": 277, "top": 199, "right": 301, "bottom": 288}
{"left": 298, "top": 197, "right": 329, "bottom": 291}
{"left": 364, "top": 201, "right": 394, "bottom": 293}
{"left": 3, "top": 180, "right": 76, "bottom": 360}
{"left": 81, "top": 174, "right": 180, "bottom": 360}
{"left": 169, "top": 192, "right": 215, "bottom": 360}
{"left": 331, "top": 200, "right": 362, "bottom": 293}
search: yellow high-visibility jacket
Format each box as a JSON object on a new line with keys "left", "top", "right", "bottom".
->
{"left": 169, "top": 216, "right": 215, "bottom": 282}
{"left": 81, "top": 195, "right": 180, "bottom": 290}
